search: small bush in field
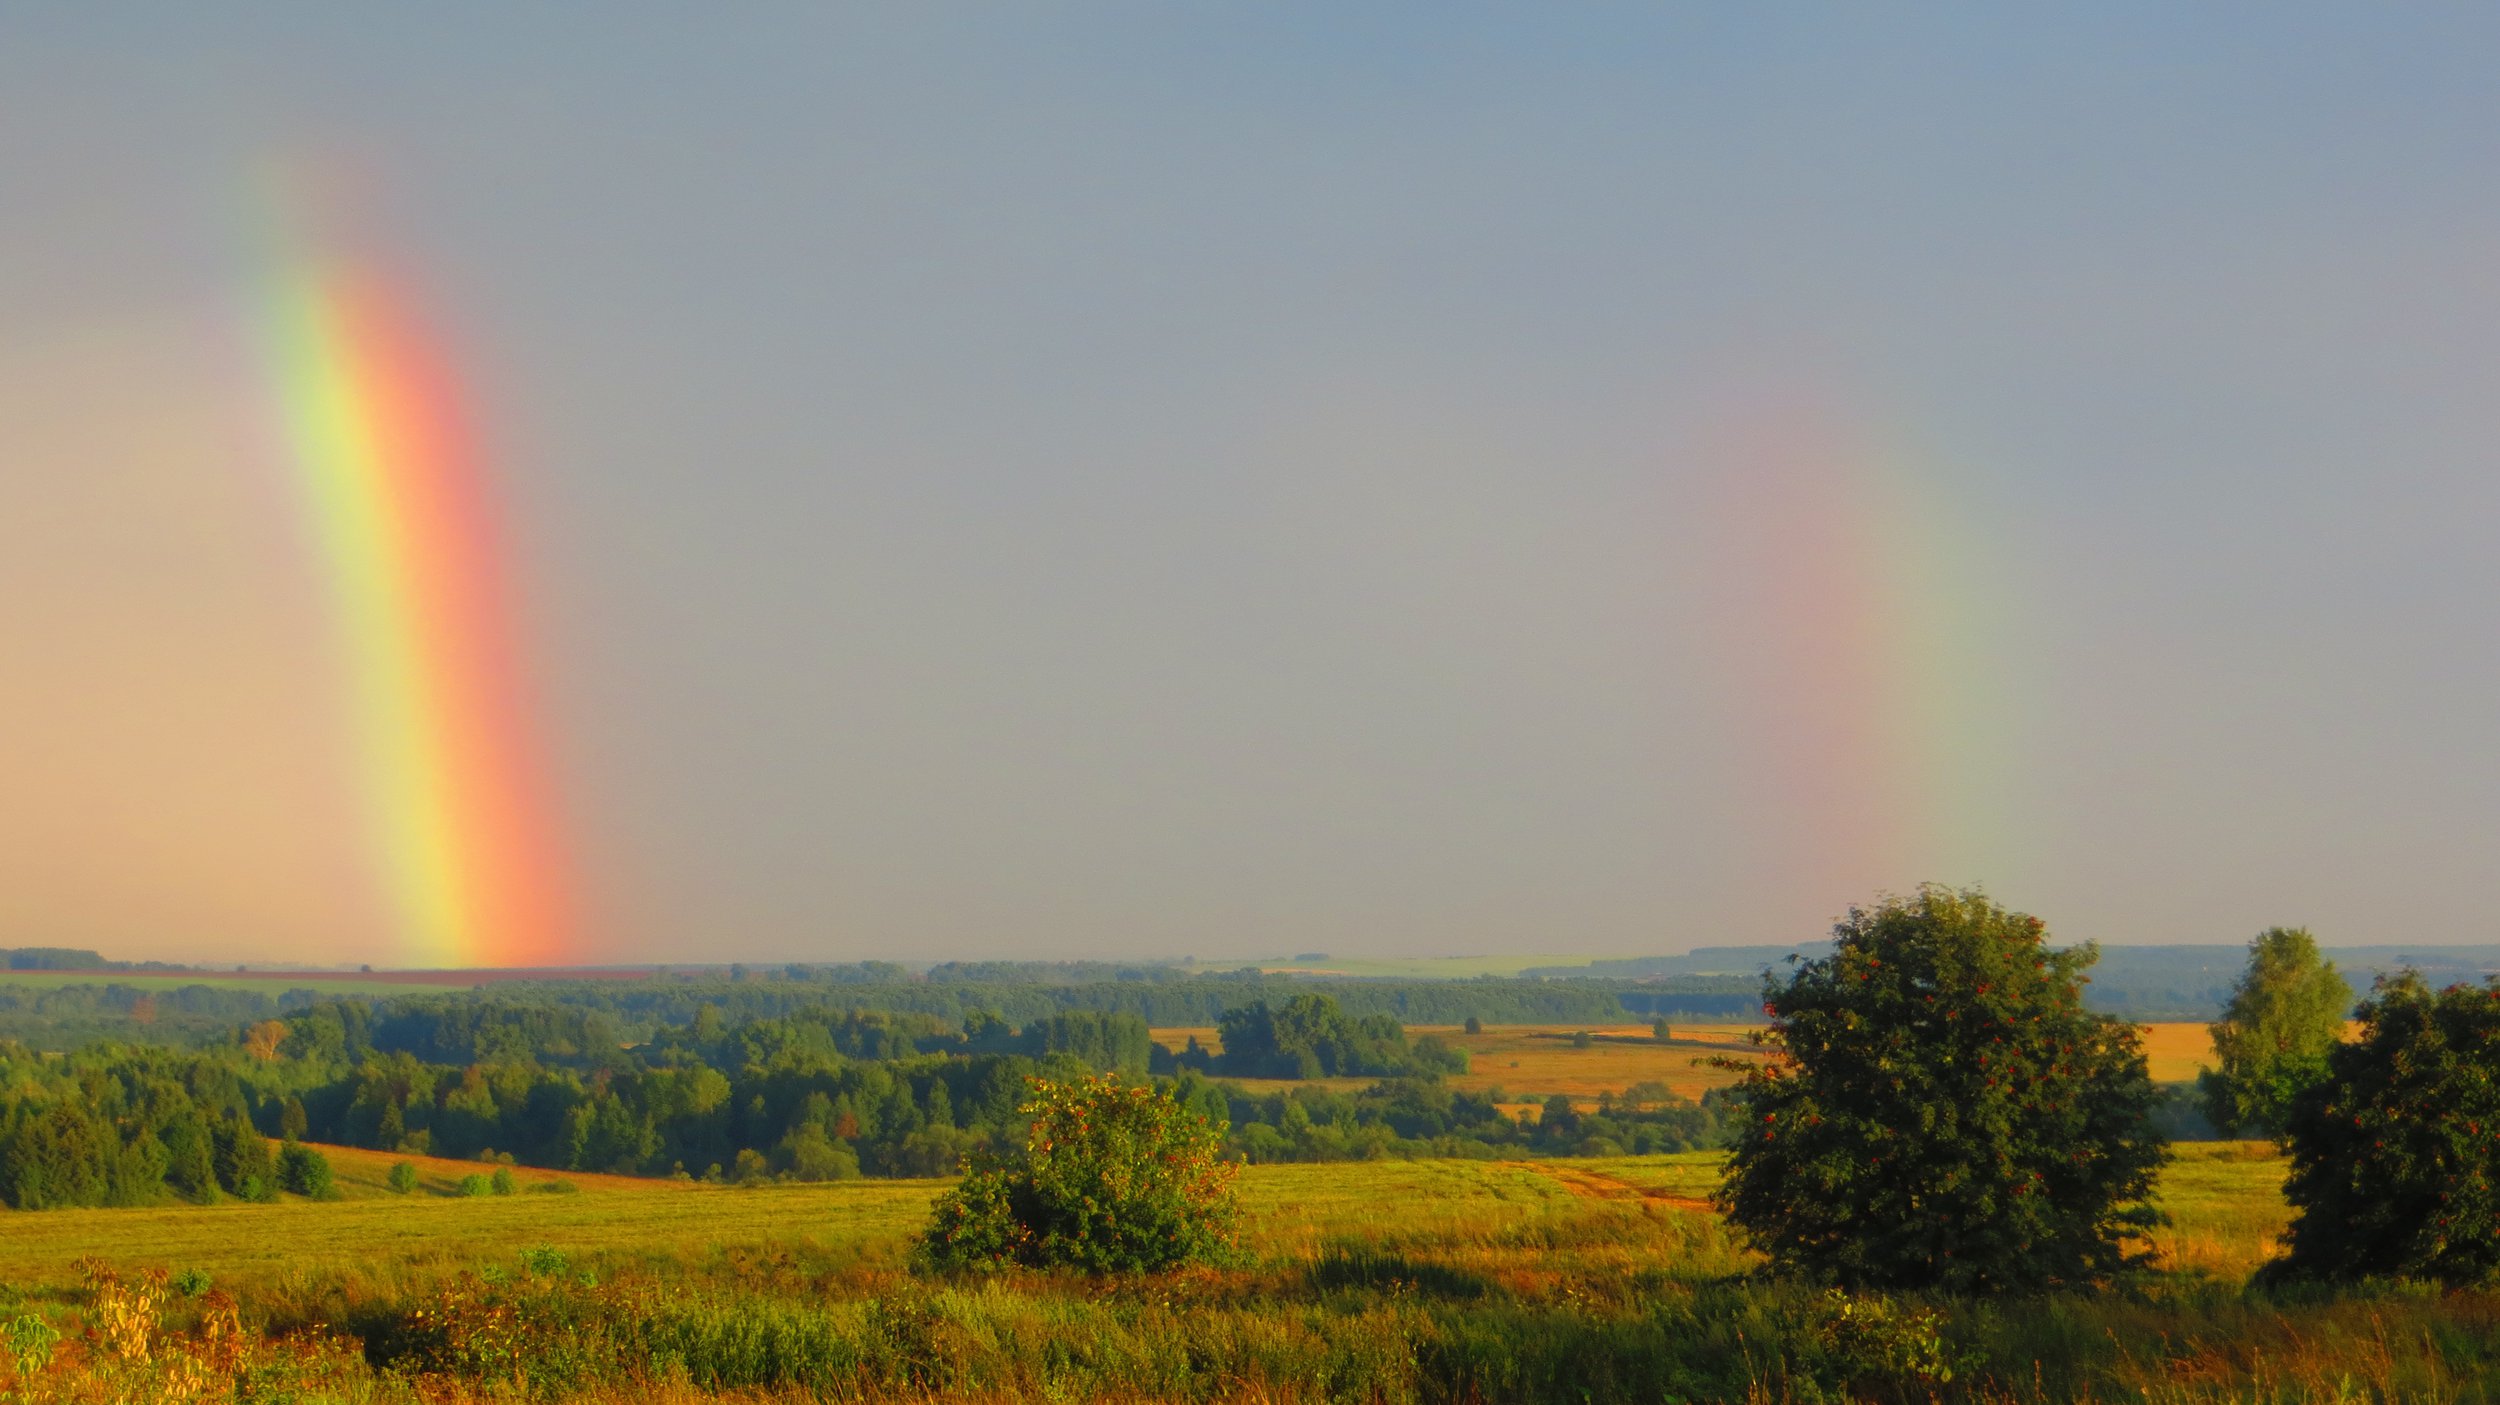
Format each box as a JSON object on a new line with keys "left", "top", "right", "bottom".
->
{"left": 2274, "top": 972, "right": 2500, "bottom": 1284}
{"left": 276, "top": 1142, "right": 336, "bottom": 1200}
{"left": 922, "top": 1073, "right": 1239, "bottom": 1273}
{"left": 388, "top": 1161, "right": 419, "bottom": 1194}
{"left": 457, "top": 1173, "right": 490, "bottom": 1197}
{"left": 490, "top": 1167, "right": 517, "bottom": 1196}
{"left": 1810, "top": 1290, "right": 1967, "bottom": 1399}
{"left": 517, "top": 1245, "right": 569, "bottom": 1278}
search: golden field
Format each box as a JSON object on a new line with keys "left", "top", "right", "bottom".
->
{"left": 1156, "top": 1021, "right": 2221, "bottom": 1108}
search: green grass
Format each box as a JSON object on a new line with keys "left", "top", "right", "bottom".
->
{"left": 17, "top": 1142, "right": 2500, "bottom": 1404}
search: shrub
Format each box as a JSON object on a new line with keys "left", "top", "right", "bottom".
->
{"left": 1716, "top": 885, "right": 2166, "bottom": 1293}
{"left": 388, "top": 1161, "right": 419, "bottom": 1194}
{"left": 1809, "top": 1289, "right": 1967, "bottom": 1399}
{"left": 490, "top": 1167, "right": 517, "bottom": 1196}
{"left": 457, "top": 1173, "right": 490, "bottom": 1197}
{"left": 2273, "top": 972, "right": 2500, "bottom": 1284}
{"left": 276, "top": 1142, "right": 335, "bottom": 1200}
{"left": 922, "top": 1073, "right": 1240, "bottom": 1273}
{"left": 2200, "top": 927, "right": 2352, "bottom": 1138}
{"left": 517, "top": 1245, "right": 570, "bottom": 1278}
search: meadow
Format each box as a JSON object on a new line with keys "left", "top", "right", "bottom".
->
{"left": 9, "top": 1010, "right": 2407, "bottom": 1405}
{"left": 15, "top": 1140, "right": 2491, "bottom": 1403}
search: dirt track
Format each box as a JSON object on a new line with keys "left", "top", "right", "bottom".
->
{"left": 1512, "top": 1162, "right": 1715, "bottom": 1212}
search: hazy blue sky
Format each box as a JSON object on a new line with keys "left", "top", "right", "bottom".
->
{"left": 4, "top": 7, "right": 2496, "bottom": 964}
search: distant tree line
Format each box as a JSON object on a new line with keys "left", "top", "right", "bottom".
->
{"left": 0, "top": 973, "right": 1664, "bottom": 1053}
{"left": 0, "top": 988, "right": 1721, "bottom": 1206}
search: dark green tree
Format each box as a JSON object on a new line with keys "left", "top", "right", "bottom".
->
{"left": 2199, "top": 927, "right": 2351, "bottom": 1138}
{"left": 160, "top": 1109, "right": 219, "bottom": 1202}
{"left": 0, "top": 1104, "right": 110, "bottom": 1208}
{"left": 2272, "top": 973, "right": 2500, "bottom": 1284}
{"left": 1716, "top": 886, "right": 2167, "bottom": 1292}
{"left": 212, "top": 1114, "right": 275, "bottom": 1201}
{"left": 923, "top": 1074, "right": 1240, "bottom": 1273}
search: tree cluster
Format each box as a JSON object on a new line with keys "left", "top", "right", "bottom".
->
{"left": 1202, "top": 994, "right": 1467, "bottom": 1079}
{"left": 0, "top": 1043, "right": 331, "bottom": 1208}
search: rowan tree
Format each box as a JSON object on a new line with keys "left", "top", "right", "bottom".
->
{"left": 1716, "top": 885, "right": 2166, "bottom": 1292}
{"left": 2272, "top": 973, "right": 2500, "bottom": 1284}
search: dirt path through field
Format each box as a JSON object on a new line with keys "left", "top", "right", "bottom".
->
{"left": 1512, "top": 1162, "right": 1715, "bottom": 1212}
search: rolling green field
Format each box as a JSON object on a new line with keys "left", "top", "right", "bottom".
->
{"left": 0, "top": 1143, "right": 2288, "bottom": 1299}
{"left": 7, "top": 1142, "right": 2414, "bottom": 1404}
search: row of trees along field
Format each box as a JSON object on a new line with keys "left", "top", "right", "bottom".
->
{"left": 0, "top": 990, "right": 1721, "bottom": 1207}
{"left": 0, "top": 971, "right": 1749, "bottom": 1051}
{"left": 1712, "top": 889, "right": 2500, "bottom": 1289}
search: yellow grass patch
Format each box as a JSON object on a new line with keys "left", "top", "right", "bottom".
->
{"left": 1161, "top": 1020, "right": 2228, "bottom": 1106}
{"left": 2139, "top": 1021, "right": 2218, "bottom": 1082}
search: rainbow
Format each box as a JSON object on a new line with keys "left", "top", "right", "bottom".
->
{"left": 264, "top": 251, "right": 575, "bottom": 968}
{"left": 1704, "top": 402, "right": 2026, "bottom": 915}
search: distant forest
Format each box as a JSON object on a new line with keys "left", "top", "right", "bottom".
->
{"left": 0, "top": 971, "right": 1757, "bottom": 1050}
{"left": 0, "top": 990, "right": 1722, "bottom": 1208}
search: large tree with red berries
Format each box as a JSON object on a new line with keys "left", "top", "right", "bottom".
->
{"left": 1715, "top": 885, "right": 2166, "bottom": 1293}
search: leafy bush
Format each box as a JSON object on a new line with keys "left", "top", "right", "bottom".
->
{"left": 276, "top": 1141, "right": 335, "bottom": 1199}
{"left": 490, "top": 1167, "right": 517, "bottom": 1196}
{"left": 1808, "top": 1290, "right": 1967, "bottom": 1401}
{"left": 457, "top": 1173, "right": 490, "bottom": 1197}
{"left": 388, "top": 1160, "right": 418, "bottom": 1194}
{"left": 1717, "top": 885, "right": 2167, "bottom": 1292}
{"left": 2274, "top": 972, "right": 2500, "bottom": 1283}
{"left": 922, "top": 1074, "right": 1240, "bottom": 1273}
{"left": 517, "top": 1245, "right": 570, "bottom": 1278}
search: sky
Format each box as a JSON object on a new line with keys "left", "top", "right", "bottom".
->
{"left": 3, "top": 7, "right": 2497, "bottom": 967}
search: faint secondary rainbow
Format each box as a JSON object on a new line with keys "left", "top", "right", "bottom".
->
{"left": 262, "top": 244, "right": 576, "bottom": 967}
{"left": 1704, "top": 402, "right": 2027, "bottom": 914}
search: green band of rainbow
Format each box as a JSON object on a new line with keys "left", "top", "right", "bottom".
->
{"left": 268, "top": 258, "right": 575, "bottom": 967}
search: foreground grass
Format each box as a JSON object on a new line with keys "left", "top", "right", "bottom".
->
{"left": 6, "top": 1143, "right": 2493, "bottom": 1403}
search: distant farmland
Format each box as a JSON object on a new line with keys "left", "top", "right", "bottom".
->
{"left": 1158, "top": 1020, "right": 2220, "bottom": 1107}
